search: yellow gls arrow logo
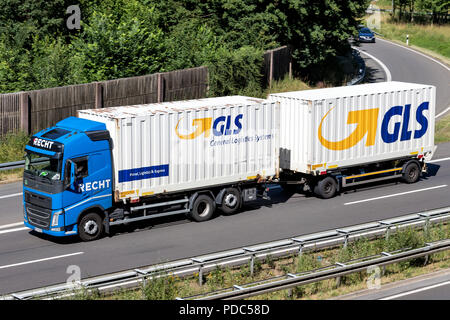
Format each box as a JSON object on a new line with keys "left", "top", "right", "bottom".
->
{"left": 318, "top": 107, "right": 380, "bottom": 150}
{"left": 175, "top": 118, "right": 212, "bottom": 140}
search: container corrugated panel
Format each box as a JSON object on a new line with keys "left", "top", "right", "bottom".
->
{"left": 269, "top": 82, "right": 436, "bottom": 173}
{"left": 78, "top": 96, "right": 279, "bottom": 200}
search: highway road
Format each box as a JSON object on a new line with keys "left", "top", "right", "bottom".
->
{"left": 0, "top": 39, "right": 449, "bottom": 296}
{"left": 337, "top": 269, "right": 450, "bottom": 300}
{"left": 356, "top": 38, "right": 450, "bottom": 117}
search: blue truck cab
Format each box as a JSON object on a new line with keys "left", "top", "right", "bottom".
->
{"left": 23, "top": 117, "right": 113, "bottom": 241}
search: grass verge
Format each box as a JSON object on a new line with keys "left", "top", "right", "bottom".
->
{"left": 65, "top": 223, "right": 449, "bottom": 300}
{"left": 436, "top": 113, "right": 450, "bottom": 144}
{"left": 0, "top": 131, "right": 29, "bottom": 183}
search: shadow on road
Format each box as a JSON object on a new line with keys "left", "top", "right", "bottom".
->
{"left": 364, "top": 61, "right": 386, "bottom": 83}
{"left": 423, "top": 163, "right": 440, "bottom": 179}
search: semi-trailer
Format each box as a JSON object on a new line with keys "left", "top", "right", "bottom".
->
{"left": 22, "top": 82, "right": 436, "bottom": 241}
{"left": 269, "top": 81, "right": 435, "bottom": 198}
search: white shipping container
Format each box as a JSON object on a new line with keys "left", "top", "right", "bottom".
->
{"left": 78, "top": 96, "right": 279, "bottom": 200}
{"left": 269, "top": 82, "right": 435, "bottom": 174}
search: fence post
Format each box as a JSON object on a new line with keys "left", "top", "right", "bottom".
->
{"left": 198, "top": 264, "right": 204, "bottom": 286}
{"left": 94, "top": 82, "right": 103, "bottom": 109}
{"left": 250, "top": 254, "right": 255, "bottom": 276}
{"left": 289, "top": 60, "right": 293, "bottom": 80}
{"left": 269, "top": 50, "right": 274, "bottom": 88}
{"left": 20, "top": 92, "right": 31, "bottom": 134}
{"left": 157, "top": 73, "right": 164, "bottom": 103}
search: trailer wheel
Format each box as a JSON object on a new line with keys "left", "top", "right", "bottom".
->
{"left": 314, "top": 176, "right": 337, "bottom": 199}
{"left": 78, "top": 212, "right": 104, "bottom": 241}
{"left": 190, "top": 195, "right": 215, "bottom": 222}
{"left": 402, "top": 162, "right": 420, "bottom": 184}
{"left": 220, "top": 188, "right": 241, "bottom": 215}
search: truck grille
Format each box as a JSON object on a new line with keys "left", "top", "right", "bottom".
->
{"left": 24, "top": 190, "right": 52, "bottom": 208}
{"left": 26, "top": 205, "right": 51, "bottom": 229}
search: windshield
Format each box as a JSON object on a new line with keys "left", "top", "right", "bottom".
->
{"left": 360, "top": 28, "right": 372, "bottom": 34}
{"left": 24, "top": 152, "right": 62, "bottom": 181}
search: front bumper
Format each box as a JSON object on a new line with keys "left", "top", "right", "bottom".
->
{"left": 24, "top": 203, "right": 78, "bottom": 237}
{"left": 359, "top": 36, "right": 375, "bottom": 42}
{"left": 24, "top": 220, "right": 78, "bottom": 237}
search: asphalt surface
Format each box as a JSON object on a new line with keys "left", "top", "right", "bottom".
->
{"left": 356, "top": 38, "right": 450, "bottom": 117}
{"left": 0, "top": 39, "right": 449, "bottom": 296}
{"left": 336, "top": 269, "right": 450, "bottom": 300}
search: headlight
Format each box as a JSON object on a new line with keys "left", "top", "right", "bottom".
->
{"left": 52, "top": 212, "right": 60, "bottom": 226}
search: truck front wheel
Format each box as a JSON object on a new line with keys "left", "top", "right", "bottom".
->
{"left": 78, "top": 212, "right": 104, "bottom": 241}
{"left": 314, "top": 176, "right": 337, "bottom": 199}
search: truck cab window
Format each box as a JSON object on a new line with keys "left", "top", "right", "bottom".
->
{"left": 74, "top": 159, "right": 88, "bottom": 178}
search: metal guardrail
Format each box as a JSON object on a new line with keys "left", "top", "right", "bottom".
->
{"left": 1, "top": 206, "right": 449, "bottom": 300}
{"left": 183, "top": 239, "right": 450, "bottom": 300}
{"left": 0, "top": 158, "right": 48, "bottom": 171}
{"left": 347, "top": 49, "right": 366, "bottom": 86}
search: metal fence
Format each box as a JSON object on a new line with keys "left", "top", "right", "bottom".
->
{"left": 347, "top": 49, "right": 366, "bottom": 85}
{"left": 183, "top": 239, "right": 450, "bottom": 300}
{"left": 2, "top": 205, "right": 449, "bottom": 300}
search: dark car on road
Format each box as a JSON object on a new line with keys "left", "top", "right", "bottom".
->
{"left": 358, "top": 27, "right": 376, "bottom": 43}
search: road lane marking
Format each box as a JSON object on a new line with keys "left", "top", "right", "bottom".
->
{"left": 0, "top": 192, "right": 22, "bottom": 200}
{"left": 436, "top": 106, "right": 450, "bottom": 119}
{"left": 0, "top": 227, "right": 29, "bottom": 235}
{"left": 380, "top": 280, "right": 450, "bottom": 300}
{"left": 352, "top": 46, "right": 392, "bottom": 81}
{"left": 344, "top": 184, "right": 448, "bottom": 205}
{"left": 0, "top": 252, "right": 84, "bottom": 270}
{"left": 0, "top": 222, "right": 24, "bottom": 230}
{"left": 428, "top": 157, "right": 450, "bottom": 163}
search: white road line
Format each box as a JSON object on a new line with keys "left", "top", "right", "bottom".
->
{"left": 428, "top": 157, "right": 450, "bottom": 163}
{"left": 0, "top": 252, "right": 84, "bottom": 270}
{"left": 380, "top": 280, "right": 450, "bottom": 300}
{"left": 0, "top": 227, "right": 28, "bottom": 235}
{"left": 436, "top": 106, "right": 450, "bottom": 119}
{"left": 0, "top": 192, "right": 22, "bottom": 200}
{"left": 352, "top": 46, "right": 392, "bottom": 81}
{"left": 0, "top": 222, "right": 24, "bottom": 230}
{"left": 344, "top": 184, "right": 448, "bottom": 205}
{"left": 376, "top": 37, "right": 450, "bottom": 72}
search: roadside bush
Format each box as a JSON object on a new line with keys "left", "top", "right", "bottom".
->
{"left": 0, "top": 131, "right": 30, "bottom": 162}
{"left": 206, "top": 45, "right": 264, "bottom": 97}
{"left": 142, "top": 274, "right": 178, "bottom": 300}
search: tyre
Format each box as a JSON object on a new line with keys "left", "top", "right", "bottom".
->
{"left": 78, "top": 212, "right": 104, "bottom": 241}
{"left": 190, "top": 194, "right": 215, "bottom": 222}
{"left": 402, "top": 162, "right": 420, "bottom": 184}
{"left": 220, "top": 188, "right": 241, "bottom": 215}
{"left": 314, "top": 176, "right": 337, "bottom": 199}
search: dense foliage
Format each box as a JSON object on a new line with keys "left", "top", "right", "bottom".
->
{"left": 390, "top": 0, "right": 449, "bottom": 24}
{"left": 0, "top": 0, "right": 369, "bottom": 95}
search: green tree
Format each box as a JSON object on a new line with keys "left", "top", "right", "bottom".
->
{"left": 0, "top": 0, "right": 71, "bottom": 45}
{"left": 70, "top": 0, "right": 165, "bottom": 83}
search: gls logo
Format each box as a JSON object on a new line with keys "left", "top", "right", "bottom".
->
{"left": 175, "top": 114, "right": 243, "bottom": 140}
{"left": 318, "top": 102, "right": 429, "bottom": 151}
